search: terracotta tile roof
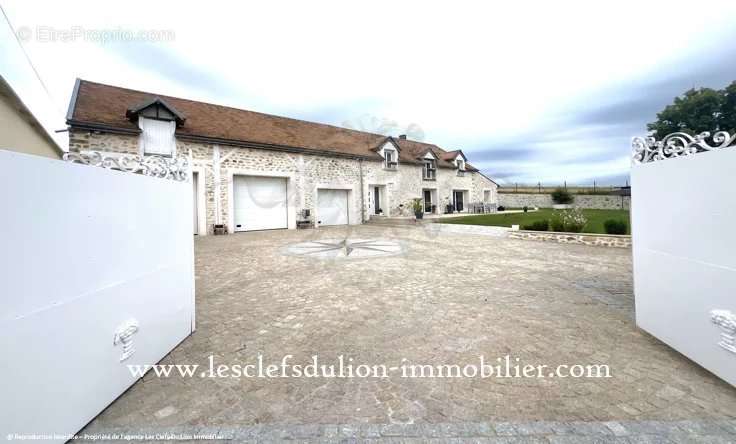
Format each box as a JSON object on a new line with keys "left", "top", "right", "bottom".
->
{"left": 435, "top": 149, "right": 478, "bottom": 171}
{"left": 440, "top": 149, "right": 465, "bottom": 160}
{"left": 392, "top": 138, "right": 457, "bottom": 168}
{"left": 67, "top": 79, "right": 467, "bottom": 169}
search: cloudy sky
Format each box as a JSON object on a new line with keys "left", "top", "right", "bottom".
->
{"left": 3, "top": 0, "right": 736, "bottom": 185}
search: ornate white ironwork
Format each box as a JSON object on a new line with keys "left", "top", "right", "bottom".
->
{"left": 64, "top": 151, "right": 189, "bottom": 181}
{"left": 710, "top": 309, "right": 736, "bottom": 355}
{"left": 632, "top": 131, "right": 736, "bottom": 164}
{"left": 113, "top": 318, "right": 140, "bottom": 362}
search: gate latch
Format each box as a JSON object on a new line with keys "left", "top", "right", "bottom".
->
{"left": 711, "top": 310, "right": 736, "bottom": 355}
{"left": 113, "top": 319, "right": 140, "bottom": 362}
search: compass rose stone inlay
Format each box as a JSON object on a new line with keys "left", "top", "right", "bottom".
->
{"left": 284, "top": 238, "right": 404, "bottom": 259}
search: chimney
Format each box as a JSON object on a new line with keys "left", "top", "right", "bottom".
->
{"left": 398, "top": 134, "right": 407, "bottom": 140}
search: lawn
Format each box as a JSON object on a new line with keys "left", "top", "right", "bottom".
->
{"left": 438, "top": 209, "right": 630, "bottom": 234}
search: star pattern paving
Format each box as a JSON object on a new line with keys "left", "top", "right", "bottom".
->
{"left": 284, "top": 238, "right": 404, "bottom": 259}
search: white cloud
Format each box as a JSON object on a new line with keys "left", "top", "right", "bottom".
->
{"left": 3, "top": 0, "right": 736, "bottom": 183}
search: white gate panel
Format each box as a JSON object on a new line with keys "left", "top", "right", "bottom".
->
{"left": 631, "top": 141, "right": 736, "bottom": 387}
{"left": 317, "top": 189, "right": 349, "bottom": 226}
{"left": 0, "top": 150, "right": 195, "bottom": 442}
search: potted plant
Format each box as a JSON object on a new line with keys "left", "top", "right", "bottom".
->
{"left": 410, "top": 198, "right": 424, "bottom": 219}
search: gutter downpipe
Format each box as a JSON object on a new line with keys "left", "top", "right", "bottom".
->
{"left": 213, "top": 144, "right": 221, "bottom": 227}
{"left": 359, "top": 157, "right": 365, "bottom": 224}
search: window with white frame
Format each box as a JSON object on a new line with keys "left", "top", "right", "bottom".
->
{"left": 423, "top": 159, "right": 436, "bottom": 179}
{"left": 483, "top": 190, "right": 491, "bottom": 202}
{"left": 138, "top": 117, "right": 176, "bottom": 156}
{"left": 384, "top": 149, "right": 397, "bottom": 169}
{"left": 456, "top": 158, "right": 466, "bottom": 176}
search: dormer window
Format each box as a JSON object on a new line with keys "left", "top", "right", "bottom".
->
{"left": 423, "top": 159, "right": 436, "bottom": 180}
{"left": 456, "top": 158, "right": 466, "bottom": 176}
{"left": 138, "top": 117, "right": 176, "bottom": 156}
{"left": 126, "top": 97, "right": 186, "bottom": 158}
{"left": 384, "top": 149, "right": 397, "bottom": 170}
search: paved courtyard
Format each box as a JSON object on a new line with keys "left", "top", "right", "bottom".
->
{"left": 82, "top": 225, "right": 736, "bottom": 442}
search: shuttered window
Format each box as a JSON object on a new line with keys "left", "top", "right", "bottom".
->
{"left": 139, "top": 117, "right": 176, "bottom": 156}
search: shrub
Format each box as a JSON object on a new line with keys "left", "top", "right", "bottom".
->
{"left": 522, "top": 219, "right": 549, "bottom": 231}
{"left": 523, "top": 206, "right": 528, "bottom": 212}
{"left": 549, "top": 214, "right": 565, "bottom": 232}
{"left": 550, "top": 208, "right": 587, "bottom": 233}
{"left": 551, "top": 188, "right": 574, "bottom": 205}
{"left": 604, "top": 219, "right": 628, "bottom": 235}
{"left": 497, "top": 205, "right": 505, "bottom": 211}
{"left": 562, "top": 208, "right": 587, "bottom": 232}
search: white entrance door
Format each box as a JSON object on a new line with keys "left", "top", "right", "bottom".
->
{"left": 317, "top": 189, "right": 349, "bottom": 226}
{"left": 233, "top": 176, "right": 288, "bottom": 231}
{"left": 367, "top": 186, "right": 374, "bottom": 215}
{"left": 368, "top": 186, "right": 384, "bottom": 216}
{"left": 453, "top": 190, "right": 465, "bottom": 212}
{"left": 423, "top": 189, "right": 433, "bottom": 213}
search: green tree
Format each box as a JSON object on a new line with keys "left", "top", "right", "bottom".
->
{"left": 647, "top": 81, "right": 736, "bottom": 138}
{"left": 721, "top": 82, "right": 736, "bottom": 134}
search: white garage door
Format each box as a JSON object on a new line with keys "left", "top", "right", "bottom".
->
{"left": 233, "top": 176, "right": 288, "bottom": 231}
{"left": 317, "top": 189, "right": 349, "bottom": 226}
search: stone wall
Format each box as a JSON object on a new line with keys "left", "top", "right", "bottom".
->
{"left": 69, "top": 129, "right": 497, "bottom": 233}
{"left": 508, "top": 230, "right": 632, "bottom": 248}
{"left": 69, "top": 129, "right": 139, "bottom": 155}
{"left": 498, "top": 192, "right": 629, "bottom": 210}
{"left": 361, "top": 161, "right": 495, "bottom": 218}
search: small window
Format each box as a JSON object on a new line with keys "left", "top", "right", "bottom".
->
{"left": 423, "top": 160, "right": 436, "bottom": 180}
{"left": 139, "top": 117, "right": 176, "bottom": 156}
{"left": 384, "top": 149, "right": 397, "bottom": 169}
{"left": 483, "top": 190, "right": 491, "bottom": 202}
{"left": 456, "top": 158, "right": 466, "bottom": 176}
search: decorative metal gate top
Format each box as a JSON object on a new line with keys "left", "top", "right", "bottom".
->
{"left": 632, "top": 131, "right": 736, "bottom": 164}
{"left": 64, "top": 151, "right": 189, "bottom": 181}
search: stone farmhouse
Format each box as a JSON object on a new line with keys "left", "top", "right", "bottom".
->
{"left": 66, "top": 79, "right": 498, "bottom": 234}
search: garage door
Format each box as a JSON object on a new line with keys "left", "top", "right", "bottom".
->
{"left": 233, "top": 176, "right": 288, "bottom": 231}
{"left": 317, "top": 189, "right": 349, "bottom": 226}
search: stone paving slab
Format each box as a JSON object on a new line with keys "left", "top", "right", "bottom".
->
{"left": 79, "top": 225, "right": 736, "bottom": 437}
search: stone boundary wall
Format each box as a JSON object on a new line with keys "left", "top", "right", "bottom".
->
{"left": 424, "top": 223, "right": 511, "bottom": 237}
{"left": 499, "top": 192, "right": 630, "bottom": 210}
{"left": 508, "top": 230, "right": 631, "bottom": 248}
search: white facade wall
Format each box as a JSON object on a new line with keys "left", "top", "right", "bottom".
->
{"left": 69, "top": 130, "right": 498, "bottom": 233}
